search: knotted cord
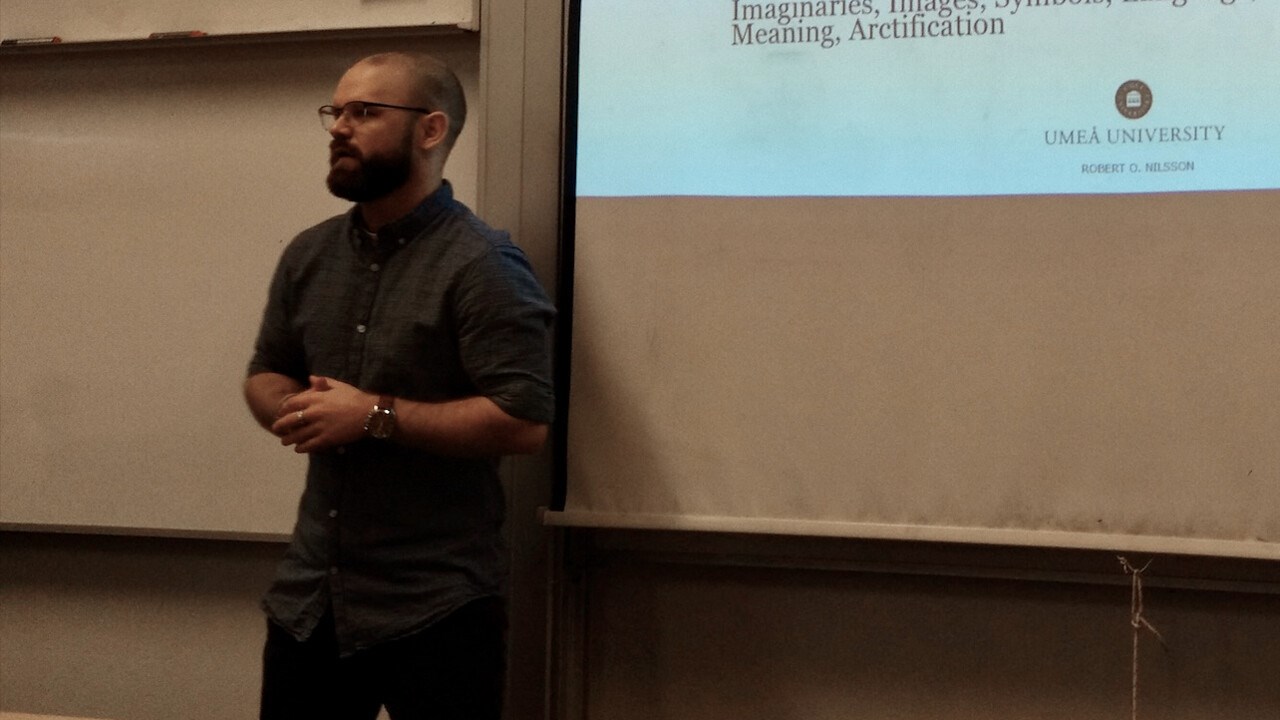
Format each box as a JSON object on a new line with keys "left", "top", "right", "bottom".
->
{"left": 1118, "top": 556, "right": 1166, "bottom": 720}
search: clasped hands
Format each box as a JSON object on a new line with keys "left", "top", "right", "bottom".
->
{"left": 272, "top": 375, "right": 376, "bottom": 454}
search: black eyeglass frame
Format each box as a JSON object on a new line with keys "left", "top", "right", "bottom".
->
{"left": 318, "top": 101, "right": 433, "bottom": 130}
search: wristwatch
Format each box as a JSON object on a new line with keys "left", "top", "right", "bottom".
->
{"left": 363, "top": 395, "right": 397, "bottom": 440}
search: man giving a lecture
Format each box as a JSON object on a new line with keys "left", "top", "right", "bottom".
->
{"left": 244, "top": 51, "right": 555, "bottom": 719}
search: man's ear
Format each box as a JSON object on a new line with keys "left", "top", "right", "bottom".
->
{"left": 419, "top": 111, "right": 450, "bottom": 151}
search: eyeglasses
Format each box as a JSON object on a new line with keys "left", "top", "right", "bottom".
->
{"left": 318, "top": 101, "right": 432, "bottom": 131}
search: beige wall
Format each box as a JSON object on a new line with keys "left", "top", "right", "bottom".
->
{"left": 480, "top": 0, "right": 564, "bottom": 717}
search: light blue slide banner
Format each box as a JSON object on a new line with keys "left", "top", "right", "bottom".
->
{"left": 576, "top": 0, "right": 1278, "bottom": 196}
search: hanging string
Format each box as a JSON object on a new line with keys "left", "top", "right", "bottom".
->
{"left": 1118, "top": 556, "right": 1166, "bottom": 720}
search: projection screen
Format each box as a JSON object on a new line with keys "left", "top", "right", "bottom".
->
{"left": 551, "top": 0, "right": 1280, "bottom": 560}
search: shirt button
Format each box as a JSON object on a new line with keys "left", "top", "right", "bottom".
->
{"left": 356, "top": 324, "right": 367, "bottom": 333}
{"left": 370, "top": 263, "right": 380, "bottom": 272}
{"left": 329, "top": 566, "right": 339, "bottom": 576}
{"left": 328, "top": 509, "right": 338, "bottom": 518}
{"left": 336, "top": 447, "right": 346, "bottom": 455}
{"left": 397, "top": 238, "right": 406, "bottom": 246}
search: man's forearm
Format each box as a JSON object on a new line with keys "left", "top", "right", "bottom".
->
{"left": 392, "top": 395, "right": 548, "bottom": 457}
{"left": 272, "top": 377, "right": 547, "bottom": 457}
{"left": 244, "top": 371, "right": 306, "bottom": 431}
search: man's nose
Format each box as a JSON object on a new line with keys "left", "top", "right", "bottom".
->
{"left": 328, "top": 112, "right": 355, "bottom": 137}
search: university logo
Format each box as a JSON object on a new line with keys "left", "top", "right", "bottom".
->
{"left": 1115, "top": 80, "right": 1153, "bottom": 120}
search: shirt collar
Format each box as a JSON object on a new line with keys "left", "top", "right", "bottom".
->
{"left": 351, "top": 180, "right": 456, "bottom": 253}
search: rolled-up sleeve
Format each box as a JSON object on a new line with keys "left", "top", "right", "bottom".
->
{"left": 454, "top": 242, "right": 556, "bottom": 424}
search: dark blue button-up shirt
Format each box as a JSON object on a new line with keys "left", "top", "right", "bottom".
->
{"left": 248, "top": 182, "right": 555, "bottom": 655}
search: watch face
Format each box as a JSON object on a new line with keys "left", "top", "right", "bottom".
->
{"left": 368, "top": 408, "right": 395, "bottom": 439}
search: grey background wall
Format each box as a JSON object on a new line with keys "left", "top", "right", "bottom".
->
{"left": 3, "top": 1, "right": 1279, "bottom": 719}
{"left": 574, "top": 533, "right": 1280, "bottom": 720}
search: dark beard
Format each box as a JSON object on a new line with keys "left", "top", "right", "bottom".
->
{"left": 326, "top": 136, "right": 414, "bottom": 202}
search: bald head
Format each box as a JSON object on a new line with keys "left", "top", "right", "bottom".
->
{"left": 352, "top": 52, "right": 467, "bottom": 151}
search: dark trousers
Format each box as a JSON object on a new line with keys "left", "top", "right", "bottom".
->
{"left": 260, "top": 597, "right": 507, "bottom": 720}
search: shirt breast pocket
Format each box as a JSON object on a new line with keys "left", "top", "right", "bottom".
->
{"left": 363, "top": 311, "right": 473, "bottom": 399}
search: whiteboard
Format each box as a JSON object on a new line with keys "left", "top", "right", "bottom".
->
{"left": 0, "top": 35, "right": 480, "bottom": 536}
{"left": 0, "top": 0, "right": 479, "bottom": 42}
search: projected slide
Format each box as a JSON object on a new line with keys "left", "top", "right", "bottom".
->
{"left": 577, "top": 0, "right": 1278, "bottom": 196}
